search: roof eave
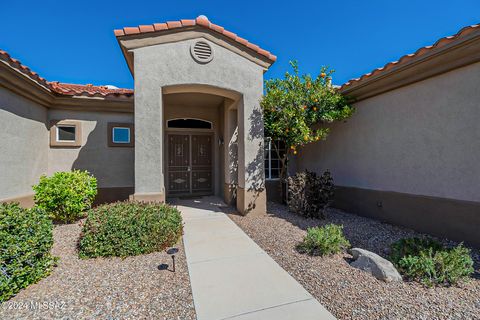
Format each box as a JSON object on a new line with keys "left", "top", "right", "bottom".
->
{"left": 0, "top": 59, "right": 54, "bottom": 106}
{"left": 114, "top": 18, "right": 276, "bottom": 74}
{"left": 0, "top": 59, "right": 133, "bottom": 111}
{"left": 51, "top": 95, "right": 133, "bottom": 113}
{"left": 341, "top": 24, "right": 480, "bottom": 101}
{"left": 116, "top": 37, "right": 135, "bottom": 77}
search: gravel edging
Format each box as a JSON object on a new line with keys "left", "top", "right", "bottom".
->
{"left": 227, "top": 202, "right": 480, "bottom": 320}
{"left": 0, "top": 221, "right": 196, "bottom": 320}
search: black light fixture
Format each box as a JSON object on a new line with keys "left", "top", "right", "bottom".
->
{"left": 158, "top": 247, "right": 179, "bottom": 272}
{"left": 167, "top": 247, "right": 179, "bottom": 272}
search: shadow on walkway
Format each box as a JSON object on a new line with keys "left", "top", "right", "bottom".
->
{"left": 168, "top": 196, "right": 228, "bottom": 213}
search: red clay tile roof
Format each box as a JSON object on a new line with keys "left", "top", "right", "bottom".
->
{"left": 0, "top": 49, "right": 50, "bottom": 88}
{"left": 114, "top": 15, "right": 277, "bottom": 62}
{"left": 0, "top": 49, "right": 133, "bottom": 98}
{"left": 341, "top": 23, "right": 480, "bottom": 90}
{"left": 49, "top": 82, "right": 134, "bottom": 97}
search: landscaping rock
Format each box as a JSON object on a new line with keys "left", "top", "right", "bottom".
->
{"left": 228, "top": 203, "right": 480, "bottom": 319}
{"left": 349, "top": 248, "right": 402, "bottom": 282}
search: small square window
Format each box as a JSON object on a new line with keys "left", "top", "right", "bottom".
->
{"left": 112, "top": 127, "right": 130, "bottom": 143}
{"left": 57, "top": 125, "right": 76, "bottom": 142}
{"left": 50, "top": 120, "right": 81, "bottom": 147}
{"left": 108, "top": 122, "right": 134, "bottom": 147}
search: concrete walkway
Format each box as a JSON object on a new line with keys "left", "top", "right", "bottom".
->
{"left": 173, "top": 197, "right": 335, "bottom": 320}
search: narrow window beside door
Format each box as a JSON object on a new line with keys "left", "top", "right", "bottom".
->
{"left": 264, "top": 138, "right": 286, "bottom": 180}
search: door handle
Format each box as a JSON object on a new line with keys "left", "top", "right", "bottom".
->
{"left": 187, "top": 166, "right": 191, "bottom": 172}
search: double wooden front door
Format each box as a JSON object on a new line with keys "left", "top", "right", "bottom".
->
{"left": 167, "top": 133, "right": 213, "bottom": 196}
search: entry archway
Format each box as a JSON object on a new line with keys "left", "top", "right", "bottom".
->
{"left": 162, "top": 85, "right": 241, "bottom": 201}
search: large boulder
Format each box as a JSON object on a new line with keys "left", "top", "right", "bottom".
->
{"left": 349, "top": 248, "right": 402, "bottom": 282}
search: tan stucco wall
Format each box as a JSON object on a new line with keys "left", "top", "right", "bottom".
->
{"left": 0, "top": 87, "right": 48, "bottom": 200}
{"left": 297, "top": 61, "right": 480, "bottom": 203}
{"left": 133, "top": 37, "right": 266, "bottom": 213}
{"left": 48, "top": 109, "right": 134, "bottom": 188}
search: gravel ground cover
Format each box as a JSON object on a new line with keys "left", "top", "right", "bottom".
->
{"left": 227, "top": 202, "right": 480, "bottom": 320}
{"left": 0, "top": 221, "right": 196, "bottom": 320}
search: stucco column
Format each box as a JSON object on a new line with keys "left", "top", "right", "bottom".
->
{"left": 223, "top": 102, "right": 238, "bottom": 205}
{"left": 130, "top": 75, "right": 165, "bottom": 202}
{"left": 236, "top": 94, "right": 266, "bottom": 215}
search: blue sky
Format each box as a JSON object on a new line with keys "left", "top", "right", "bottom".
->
{"left": 1, "top": 1, "right": 478, "bottom": 89}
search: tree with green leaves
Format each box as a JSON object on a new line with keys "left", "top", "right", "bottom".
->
{"left": 261, "top": 61, "right": 354, "bottom": 198}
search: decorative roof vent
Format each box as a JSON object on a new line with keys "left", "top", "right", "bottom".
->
{"left": 191, "top": 41, "right": 213, "bottom": 64}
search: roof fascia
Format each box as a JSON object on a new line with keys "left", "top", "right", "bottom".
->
{"left": 0, "top": 60, "right": 54, "bottom": 106}
{"left": 0, "top": 61, "right": 133, "bottom": 112}
{"left": 340, "top": 29, "right": 480, "bottom": 101}
{"left": 116, "top": 27, "right": 274, "bottom": 76}
{"left": 51, "top": 96, "right": 133, "bottom": 113}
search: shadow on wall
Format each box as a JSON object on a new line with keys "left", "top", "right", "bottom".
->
{"left": 243, "top": 107, "right": 265, "bottom": 213}
{"left": 226, "top": 125, "right": 238, "bottom": 205}
{"left": 64, "top": 116, "right": 134, "bottom": 205}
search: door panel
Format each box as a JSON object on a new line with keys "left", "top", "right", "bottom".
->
{"left": 191, "top": 135, "right": 213, "bottom": 193}
{"left": 167, "top": 134, "right": 190, "bottom": 195}
{"left": 167, "top": 133, "right": 213, "bottom": 196}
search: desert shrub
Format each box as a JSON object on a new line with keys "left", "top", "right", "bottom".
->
{"left": 390, "top": 237, "right": 474, "bottom": 286}
{"left": 33, "top": 170, "right": 97, "bottom": 223}
{"left": 298, "top": 224, "right": 350, "bottom": 256}
{"left": 0, "top": 203, "right": 56, "bottom": 302}
{"left": 288, "top": 170, "right": 334, "bottom": 218}
{"left": 79, "top": 202, "right": 183, "bottom": 258}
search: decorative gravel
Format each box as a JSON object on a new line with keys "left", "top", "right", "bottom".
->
{"left": 0, "top": 221, "right": 196, "bottom": 320}
{"left": 227, "top": 202, "right": 480, "bottom": 320}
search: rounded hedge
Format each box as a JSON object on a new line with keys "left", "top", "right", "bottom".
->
{"left": 298, "top": 224, "right": 350, "bottom": 256}
{"left": 79, "top": 202, "right": 183, "bottom": 258}
{"left": 390, "top": 237, "right": 474, "bottom": 286}
{"left": 33, "top": 170, "right": 97, "bottom": 223}
{"left": 0, "top": 203, "right": 56, "bottom": 302}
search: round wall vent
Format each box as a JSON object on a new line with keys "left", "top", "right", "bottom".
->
{"left": 191, "top": 41, "right": 214, "bottom": 64}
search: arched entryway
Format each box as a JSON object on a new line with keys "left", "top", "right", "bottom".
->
{"left": 119, "top": 18, "right": 273, "bottom": 214}
{"left": 162, "top": 86, "right": 241, "bottom": 202}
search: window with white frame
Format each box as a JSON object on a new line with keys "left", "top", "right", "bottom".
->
{"left": 264, "top": 138, "right": 286, "bottom": 180}
{"left": 50, "top": 120, "right": 81, "bottom": 147}
{"left": 56, "top": 125, "right": 76, "bottom": 142}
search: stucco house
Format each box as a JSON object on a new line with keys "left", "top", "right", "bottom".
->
{"left": 1, "top": 17, "right": 479, "bottom": 246}
{"left": 297, "top": 23, "right": 480, "bottom": 247}
{"left": 0, "top": 15, "right": 275, "bottom": 215}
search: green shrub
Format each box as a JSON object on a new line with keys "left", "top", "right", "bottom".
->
{"left": 390, "top": 237, "right": 474, "bottom": 286}
{"left": 33, "top": 170, "right": 97, "bottom": 223}
{"left": 298, "top": 224, "right": 350, "bottom": 256}
{"left": 79, "top": 202, "right": 183, "bottom": 258}
{"left": 0, "top": 203, "right": 56, "bottom": 302}
{"left": 288, "top": 170, "right": 334, "bottom": 219}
